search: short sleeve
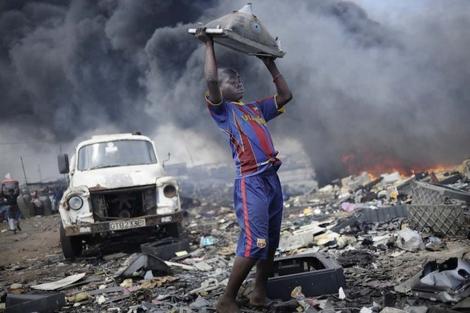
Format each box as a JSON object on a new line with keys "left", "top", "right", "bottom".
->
{"left": 255, "top": 95, "right": 285, "bottom": 122}
{"left": 206, "top": 95, "right": 228, "bottom": 128}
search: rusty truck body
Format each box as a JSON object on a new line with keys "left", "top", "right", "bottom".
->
{"left": 57, "top": 133, "right": 182, "bottom": 258}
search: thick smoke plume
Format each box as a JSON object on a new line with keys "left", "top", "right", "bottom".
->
{"left": 1, "top": 0, "right": 470, "bottom": 184}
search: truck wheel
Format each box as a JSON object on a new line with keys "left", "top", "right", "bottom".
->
{"left": 165, "top": 222, "right": 183, "bottom": 238}
{"left": 59, "top": 222, "right": 83, "bottom": 259}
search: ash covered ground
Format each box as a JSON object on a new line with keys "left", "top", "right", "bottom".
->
{"left": 1, "top": 160, "right": 469, "bottom": 313}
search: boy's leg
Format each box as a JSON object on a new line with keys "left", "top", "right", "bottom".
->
{"left": 217, "top": 256, "right": 257, "bottom": 312}
{"left": 250, "top": 248, "right": 276, "bottom": 306}
{"left": 250, "top": 173, "right": 283, "bottom": 306}
{"left": 217, "top": 176, "right": 269, "bottom": 312}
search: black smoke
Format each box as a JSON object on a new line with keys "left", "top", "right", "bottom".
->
{"left": 1, "top": 0, "right": 470, "bottom": 185}
{"left": 0, "top": 0, "right": 213, "bottom": 141}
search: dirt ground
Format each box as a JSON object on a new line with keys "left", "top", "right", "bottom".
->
{"left": 0, "top": 214, "right": 62, "bottom": 267}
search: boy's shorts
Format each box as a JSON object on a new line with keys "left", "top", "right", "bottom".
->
{"left": 234, "top": 168, "right": 283, "bottom": 260}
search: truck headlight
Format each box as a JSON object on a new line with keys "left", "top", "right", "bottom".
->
{"left": 163, "top": 185, "right": 177, "bottom": 198}
{"left": 68, "top": 196, "right": 83, "bottom": 210}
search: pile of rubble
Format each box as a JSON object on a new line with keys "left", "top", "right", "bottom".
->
{"left": 1, "top": 161, "right": 469, "bottom": 313}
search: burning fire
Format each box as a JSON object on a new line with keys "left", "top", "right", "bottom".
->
{"left": 340, "top": 152, "right": 457, "bottom": 178}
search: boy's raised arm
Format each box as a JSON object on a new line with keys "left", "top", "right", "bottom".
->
{"left": 196, "top": 28, "right": 222, "bottom": 105}
{"left": 259, "top": 56, "right": 293, "bottom": 108}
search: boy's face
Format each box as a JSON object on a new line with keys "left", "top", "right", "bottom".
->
{"left": 220, "top": 73, "right": 244, "bottom": 101}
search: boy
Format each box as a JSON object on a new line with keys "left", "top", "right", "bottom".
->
{"left": 195, "top": 29, "right": 293, "bottom": 313}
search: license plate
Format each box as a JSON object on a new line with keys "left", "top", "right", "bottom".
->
{"left": 110, "top": 219, "right": 146, "bottom": 231}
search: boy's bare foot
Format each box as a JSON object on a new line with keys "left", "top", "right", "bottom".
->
{"left": 216, "top": 295, "right": 240, "bottom": 313}
{"left": 249, "top": 289, "right": 270, "bottom": 307}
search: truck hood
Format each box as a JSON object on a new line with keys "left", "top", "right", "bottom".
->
{"left": 70, "top": 164, "right": 164, "bottom": 190}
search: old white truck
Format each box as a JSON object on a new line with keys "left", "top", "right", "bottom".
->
{"left": 57, "top": 133, "right": 182, "bottom": 259}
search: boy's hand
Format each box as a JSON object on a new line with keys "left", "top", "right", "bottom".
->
{"left": 195, "top": 28, "right": 212, "bottom": 44}
{"left": 259, "top": 55, "right": 293, "bottom": 107}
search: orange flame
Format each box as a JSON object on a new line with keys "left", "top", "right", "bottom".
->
{"left": 340, "top": 152, "right": 456, "bottom": 178}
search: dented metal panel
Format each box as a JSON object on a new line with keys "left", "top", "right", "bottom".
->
{"left": 141, "top": 237, "right": 190, "bottom": 260}
{"left": 189, "top": 4, "right": 285, "bottom": 57}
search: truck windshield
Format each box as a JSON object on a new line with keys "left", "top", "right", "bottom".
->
{"left": 77, "top": 140, "right": 157, "bottom": 171}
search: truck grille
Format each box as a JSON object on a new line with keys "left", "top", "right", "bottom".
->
{"left": 90, "top": 185, "right": 156, "bottom": 220}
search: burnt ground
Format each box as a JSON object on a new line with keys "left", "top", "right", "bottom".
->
{"left": 0, "top": 210, "right": 469, "bottom": 312}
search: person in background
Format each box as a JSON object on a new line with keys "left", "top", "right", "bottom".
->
{"left": 5, "top": 189, "right": 21, "bottom": 233}
{"left": 31, "top": 191, "right": 43, "bottom": 215}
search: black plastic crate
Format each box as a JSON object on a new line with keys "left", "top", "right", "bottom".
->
{"left": 6, "top": 293, "right": 65, "bottom": 313}
{"left": 267, "top": 253, "right": 346, "bottom": 301}
{"left": 140, "top": 237, "right": 190, "bottom": 260}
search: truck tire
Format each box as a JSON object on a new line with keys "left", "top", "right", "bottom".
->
{"left": 165, "top": 222, "right": 183, "bottom": 238}
{"left": 59, "top": 222, "right": 83, "bottom": 259}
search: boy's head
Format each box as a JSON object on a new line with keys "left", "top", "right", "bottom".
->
{"left": 218, "top": 68, "right": 244, "bottom": 101}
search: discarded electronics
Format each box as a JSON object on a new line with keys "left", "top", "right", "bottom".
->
{"left": 141, "top": 237, "right": 190, "bottom": 261}
{"left": 413, "top": 257, "right": 470, "bottom": 302}
{"left": 114, "top": 253, "right": 171, "bottom": 278}
{"left": 356, "top": 205, "right": 409, "bottom": 224}
{"left": 337, "top": 250, "right": 376, "bottom": 268}
{"left": 395, "top": 257, "right": 470, "bottom": 303}
{"left": 278, "top": 222, "right": 325, "bottom": 252}
{"left": 188, "top": 3, "right": 285, "bottom": 57}
{"left": 332, "top": 205, "right": 409, "bottom": 233}
{"left": 6, "top": 293, "right": 65, "bottom": 313}
{"left": 407, "top": 181, "right": 470, "bottom": 236}
{"left": 267, "top": 253, "right": 346, "bottom": 301}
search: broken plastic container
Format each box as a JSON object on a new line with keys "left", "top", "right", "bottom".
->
{"left": 189, "top": 3, "right": 285, "bottom": 58}
{"left": 267, "top": 253, "right": 346, "bottom": 300}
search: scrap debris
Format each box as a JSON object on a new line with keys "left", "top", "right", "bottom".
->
{"left": 1, "top": 159, "right": 470, "bottom": 312}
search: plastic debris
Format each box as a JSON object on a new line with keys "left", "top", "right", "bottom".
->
{"left": 66, "top": 292, "right": 89, "bottom": 303}
{"left": 115, "top": 253, "right": 170, "bottom": 278}
{"left": 96, "top": 295, "right": 106, "bottom": 304}
{"left": 291, "top": 286, "right": 318, "bottom": 311}
{"left": 32, "top": 273, "right": 86, "bottom": 291}
{"left": 120, "top": 279, "right": 133, "bottom": 289}
{"left": 188, "top": 278, "right": 220, "bottom": 295}
{"left": 425, "top": 236, "right": 446, "bottom": 251}
{"left": 338, "top": 287, "right": 346, "bottom": 300}
{"left": 144, "top": 270, "right": 154, "bottom": 280}
{"left": 189, "top": 296, "right": 210, "bottom": 310}
{"left": 380, "top": 308, "right": 407, "bottom": 313}
{"left": 140, "top": 276, "right": 178, "bottom": 289}
{"left": 199, "top": 235, "right": 218, "bottom": 247}
{"left": 396, "top": 228, "right": 424, "bottom": 252}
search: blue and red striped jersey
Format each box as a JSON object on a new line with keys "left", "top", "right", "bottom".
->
{"left": 206, "top": 95, "right": 284, "bottom": 178}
